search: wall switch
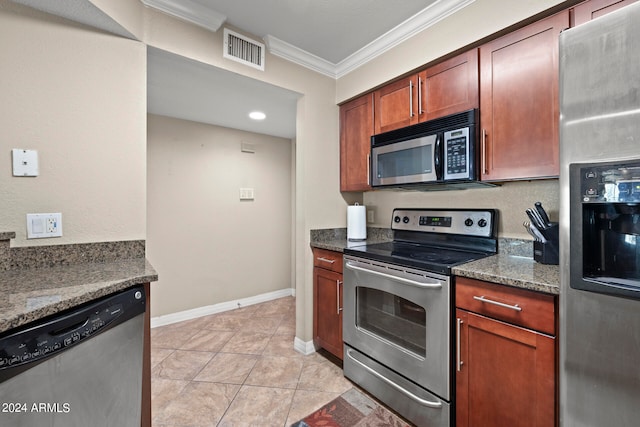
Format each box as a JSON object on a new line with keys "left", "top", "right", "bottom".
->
{"left": 27, "top": 213, "right": 62, "bottom": 239}
{"left": 12, "top": 149, "right": 39, "bottom": 177}
{"left": 367, "top": 210, "right": 375, "bottom": 223}
{"left": 239, "top": 188, "right": 255, "bottom": 200}
{"left": 241, "top": 142, "right": 255, "bottom": 153}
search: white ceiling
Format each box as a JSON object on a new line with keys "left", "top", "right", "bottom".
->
{"left": 147, "top": 47, "right": 300, "bottom": 139}
{"left": 189, "top": 0, "right": 435, "bottom": 65}
{"left": 11, "top": 0, "right": 475, "bottom": 139}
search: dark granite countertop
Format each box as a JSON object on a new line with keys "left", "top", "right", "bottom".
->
{"left": 0, "top": 234, "right": 158, "bottom": 334}
{"left": 0, "top": 258, "right": 158, "bottom": 334}
{"left": 452, "top": 254, "right": 559, "bottom": 295}
{"left": 310, "top": 227, "right": 393, "bottom": 252}
{"left": 310, "top": 228, "right": 559, "bottom": 295}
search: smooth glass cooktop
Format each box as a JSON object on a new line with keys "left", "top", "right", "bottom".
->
{"left": 345, "top": 241, "right": 491, "bottom": 274}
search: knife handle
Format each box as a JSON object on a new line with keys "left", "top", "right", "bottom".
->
{"left": 526, "top": 208, "right": 546, "bottom": 230}
{"left": 534, "top": 202, "right": 552, "bottom": 226}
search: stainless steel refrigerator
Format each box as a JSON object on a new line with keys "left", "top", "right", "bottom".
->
{"left": 559, "top": 2, "right": 640, "bottom": 426}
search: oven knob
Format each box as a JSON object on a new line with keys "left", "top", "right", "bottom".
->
{"left": 403, "top": 216, "right": 410, "bottom": 224}
{"left": 478, "top": 218, "right": 488, "bottom": 228}
{"left": 464, "top": 218, "right": 474, "bottom": 227}
{"left": 394, "top": 216, "right": 401, "bottom": 223}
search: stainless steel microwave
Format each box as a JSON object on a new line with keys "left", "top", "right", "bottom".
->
{"left": 371, "top": 109, "right": 478, "bottom": 187}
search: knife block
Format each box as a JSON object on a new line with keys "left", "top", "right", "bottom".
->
{"left": 533, "top": 223, "right": 559, "bottom": 265}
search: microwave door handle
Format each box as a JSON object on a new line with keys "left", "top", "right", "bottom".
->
{"left": 435, "top": 134, "right": 442, "bottom": 180}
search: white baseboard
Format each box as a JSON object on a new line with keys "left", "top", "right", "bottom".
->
{"left": 151, "top": 287, "right": 294, "bottom": 328}
{"left": 294, "top": 337, "right": 317, "bottom": 355}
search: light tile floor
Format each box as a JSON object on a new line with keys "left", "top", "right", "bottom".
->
{"left": 151, "top": 296, "right": 354, "bottom": 427}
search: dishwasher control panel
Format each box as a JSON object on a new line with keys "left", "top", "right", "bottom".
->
{"left": 0, "top": 286, "right": 145, "bottom": 372}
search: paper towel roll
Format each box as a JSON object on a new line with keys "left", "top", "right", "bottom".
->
{"left": 347, "top": 204, "right": 367, "bottom": 241}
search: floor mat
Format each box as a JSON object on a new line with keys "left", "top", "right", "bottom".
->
{"left": 290, "top": 387, "right": 411, "bottom": 427}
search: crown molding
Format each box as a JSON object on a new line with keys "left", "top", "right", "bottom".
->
{"left": 335, "top": 0, "right": 476, "bottom": 78}
{"left": 140, "top": 0, "right": 226, "bottom": 32}
{"left": 140, "top": 0, "right": 475, "bottom": 78}
{"left": 264, "top": 35, "right": 337, "bottom": 78}
{"left": 264, "top": 0, "right": 476, "bottom": 78}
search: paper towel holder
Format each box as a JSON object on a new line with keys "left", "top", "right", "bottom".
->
{"left": 347, "top": 203, "right": 367, "bottom": 241}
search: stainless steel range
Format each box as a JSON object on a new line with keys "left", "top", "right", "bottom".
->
{"left": 343, "top": 208, "right": 498, "bottom": 427}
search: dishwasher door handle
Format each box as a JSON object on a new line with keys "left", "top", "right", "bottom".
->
{"left": 345, "top": 262, "right": 442, "bottom": 289}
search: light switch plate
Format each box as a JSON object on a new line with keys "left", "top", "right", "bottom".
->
{"left": 239, "top": 188, "right": 255, "bottom": 200}
{"left": 27, "top": 213, "right": 62, "bottom": 239}
{"left": 12, "top": 149, "right": 39, "bottom": 177}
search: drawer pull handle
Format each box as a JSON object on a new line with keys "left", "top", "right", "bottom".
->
{"left": 473, "top": 295, "right": 522, "bottom": 312}
{"left": 316, "top": 257, "right": 336, "bottom": 264}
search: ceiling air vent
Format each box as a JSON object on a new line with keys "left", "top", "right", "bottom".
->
{"left": 223, "top": 28, "right": 265, "bottom": 71}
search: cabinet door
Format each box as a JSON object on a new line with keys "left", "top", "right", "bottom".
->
{"left": 418, "top": 49, "right": 479, "bottom": 121}
{"left": 313, "top": 267, "right": 343, "bottom": 359}
{"left": 456, "top": 309, "right": 556, "bottom": 427}
{"left": 573, "top": 0, "right": 638, "bottom": 25}
{"left": 374, "top": 76, "right": 418, "bottom": 134}
{"left": 340, "top": 94, "right": 373, "bottom": 191}
{"left": 480, "top": 11, "right": 568, "bottom": 181}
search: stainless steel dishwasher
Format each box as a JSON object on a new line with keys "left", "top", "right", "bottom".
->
{"left": 0, "top": 285, "right": 146, "bottom": 427}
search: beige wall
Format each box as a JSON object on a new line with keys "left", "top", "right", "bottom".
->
{"left": 364, "top": 180, "right": 559, "bottom": 240}
{"left": 0, "top": 1, "right": 146, "bottom": 247}
{"left": 147, "top": 115, "right": 292, "bottom": 317}
{"left": 105, "top": 3, "right": 345, "bottom": 340}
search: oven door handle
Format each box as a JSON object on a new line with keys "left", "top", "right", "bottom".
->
{"left": 345, "top": 262, "right": 442, "bottom": 289}
{"left": 346, "top": 349, "right": 443, "bottom": 409}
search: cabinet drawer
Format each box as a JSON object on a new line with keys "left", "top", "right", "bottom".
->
{"left": 456, "top": 277, "right": 556, "bottom": 335}
{"left": 312, "top": 248, "right": 343, "bottom": 273}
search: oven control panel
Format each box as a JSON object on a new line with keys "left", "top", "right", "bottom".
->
{"left": 391, "top": 209, "right": 496, "bottom": 237}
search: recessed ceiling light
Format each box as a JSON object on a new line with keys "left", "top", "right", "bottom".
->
{"left": 249, "top": 111, "right": 266, "bottom": 120}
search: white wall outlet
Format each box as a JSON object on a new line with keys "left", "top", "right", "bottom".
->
{"left": 239, "top": 188, "right": 255, "bottom": 200}
{"left": 27, "top": 213, "right": 62, "bottom": 239}
{"left": 12, "top": 149, "right": 39, "bottom": 177}
{"left": 367, "top": 210, "right": 375, "bottom": 223}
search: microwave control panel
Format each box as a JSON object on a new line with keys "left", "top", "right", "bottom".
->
{"left": 443, "top": 127, "right": 470, "bottom": 180}
{"left": 575, "top": 160, "right": 640, "bottom": 203}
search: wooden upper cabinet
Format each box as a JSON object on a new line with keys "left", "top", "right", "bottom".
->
{"left": 417, "top": 49, "right": 479, "bottom": 121}
{"left": 573, "top": 0, "right": 638, "bottom": 25}
{"left": 340, "top": 93, "right": 374, "bottom": 192}
{"left": 373, "top": 49, "right": 480, "bottom": 134}
{"left": 373, "top": 76, "right": 418, "bottom": 134}
{"left": 480, "top": 11, "right": 569, "bottom": 181}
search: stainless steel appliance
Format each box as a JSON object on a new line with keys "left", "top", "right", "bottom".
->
{"left": 0, "top": 286, "right": 146, "bottom": 427}
{"left": 343, "top": 208, "right": 497, "bottom": 427}
{"left": 371, "top": 109, "right": 479, "bottom": 188}
{"left": 560, "top": 3, "right": 640, "bottom": 425}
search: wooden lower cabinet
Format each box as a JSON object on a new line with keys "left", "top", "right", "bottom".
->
{"left": 455, "top": 309, "right": 556, "bottom": 427}
{"left": 312, "top": 248, "right": 343, "bottom": 359}
{"left": 455, "top": 278, "right": 557, "bottom": 427}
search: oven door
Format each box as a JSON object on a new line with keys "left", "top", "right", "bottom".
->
{"left": 343, "top": 255, "right": 450, "bottom": 400}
